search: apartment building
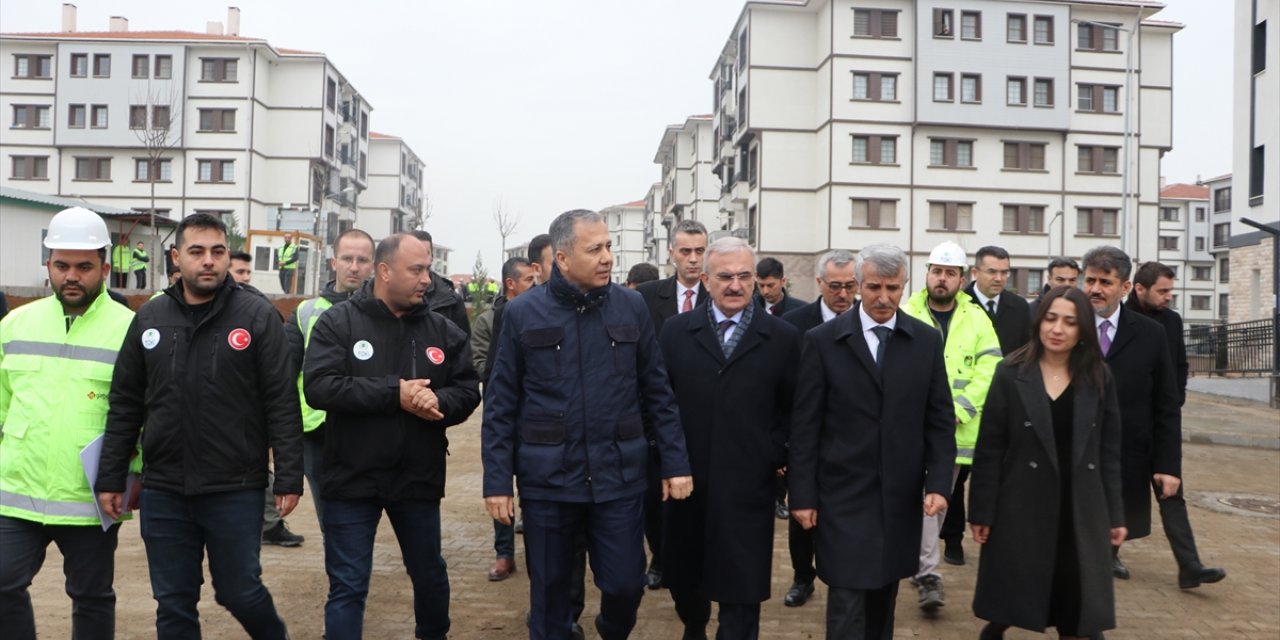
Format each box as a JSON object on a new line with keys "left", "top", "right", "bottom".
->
{"left": 643, "top": 181, "right": 665, "bottom": 268}
{"left": 601, "top": 199, "right": 649, "bottom": 282}
{"left": 1204, "top": 173, "right": 1235, "bottom": 322}
{"left": 1157, "top": 182, "right": 1218, "bottom": 327}
{"left": 705, "top": 0, "right": 1178, "bottom": 300}
{"left": 362, "top": 132, "right": 425, "bottom": 241}
{"left": 653, "top": 115, "right": 721, "bottom": 234}
{"left": 1, "top": 6, "right": 372, "bottom": 292}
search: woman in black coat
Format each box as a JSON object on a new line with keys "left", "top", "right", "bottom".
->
{"left": 969, "top": 286, "right": 1127, "bottom": 639}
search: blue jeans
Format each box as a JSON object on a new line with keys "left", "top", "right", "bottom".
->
{"left": 0, "top": 516, "right": 119, "bottom": 640}
{"left": 322, "top": 498, "right": 449, "bottom": 640}
{"left": 302, "top": 435, "right": 326, "bottom": 533}
{"left": 139, "top": 488, "right": 288, "bottom": 639}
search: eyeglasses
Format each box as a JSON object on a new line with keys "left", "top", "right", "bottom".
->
{"left": 713, "top": 272, "right": 754, "bottom": 284}
{"left": 822, "top": 280, "right": 858, "bottom": 292}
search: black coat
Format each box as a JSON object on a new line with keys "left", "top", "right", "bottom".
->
{"left": 425, "top": 271, "right": 471, "bottom": 336}
{"left": 788, "top": 308, "right": 956, "bottom": 589}
{"left": 636, "top": 276, "right": 708, "bottom": 336}
{"left": 1103, "top": 307, "right": 1181, "bottom": 539}
{"left": 659, "top": 305, "right": 799, "bottom": 604}
{"left": 964, "top": 283, "right": 1031, "bottom": 355}
{"left": 969, "top": 363, "right": 1124, "bottom": 634}
{"left": 1126, "top": 298, "right": 1189, "bottom": 406}
{"left": 781, "top": 298, "right": 827, "bottom": 335}
{"left": 752, "top": 292, "right": 805, "bottom": 317}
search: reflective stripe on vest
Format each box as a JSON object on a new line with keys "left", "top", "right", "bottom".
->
{"left": 0, "top": 489, "right": 100, "bottom": 518}
{"left": 2, "top": 340, "right": 119, "bottom": 366}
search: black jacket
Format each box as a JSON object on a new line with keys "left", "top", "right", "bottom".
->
{"left": 425, "top": 271, "right": 471, "bottom": 336}
{"left": 98, "top": 276, "right": 304, "bottom": 496}
{"left": 753, "top": 291, "right": 805, "bottom": 317}
{"left": 963, "top": 282, "right": 1031, "bottom": 355}
{"left": 781, "top": 298, "right": 828, "bottom": 335}
{"left": 1125, "top": 295, "right": 1189, "bottom": 405}
{"left": 303, "top": 278, "right": 481, "bottom": 501}
{"left": 636, "top": 276, "right": 709, "bottom": 336}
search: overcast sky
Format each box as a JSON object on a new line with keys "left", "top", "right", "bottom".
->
{"left": 1, "top": 0, "right": 1233, "bottom": 272}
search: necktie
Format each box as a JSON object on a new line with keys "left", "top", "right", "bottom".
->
{"left": 1099, "top": 319, "right": 1113, "bottom": 356}
{"left": 986, "top": 299, "right": 996, "bottom": 316}
{"left": 770, "top": 303, "right": 781, "bottom": 316}
{"left": 717, "top": 318, "right": 736, "bottom": 344}
{"left": 682, "top": 289, "right": 695, "bottom": 313}
{"left": 871, "top": 326, "right": 892, "bottom": 368}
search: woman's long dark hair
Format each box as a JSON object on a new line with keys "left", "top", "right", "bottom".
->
{"left": 1005, "top": 286, "right": 1106, "bottom": 391}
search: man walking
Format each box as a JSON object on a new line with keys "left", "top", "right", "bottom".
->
{"left": 753, "top": 257, "right": 804, "bottom": 316}
{"left": 1029, "top": 256, "right": 1080, "bottom": 318}
{"left": 131, "top": 240, "right": 150, "bottom": 289}
{"left": 0, "top": 208, "right": 135, "bottom": 640}
{"left": 97, "top": 213, "right": 302, "bottom": 639}
{"left": 277, "top": 231, "right": 300, "bottom": 294}
{"left": 483, "top": 209, "right": 693, "bottom": 640}
{"left": 304, "top": 233, "right": 481, "bottom": 640}
{"left": 659, "top": 237, "right": 799, "bottom": 640}
{"left": 410, "top": 230, "right": 471, "bottom": 334}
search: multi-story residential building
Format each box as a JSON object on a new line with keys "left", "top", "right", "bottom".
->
{"left": 362, "top": 132, "right": 424, "bottom": 241}
{"left": 643, "top": 182, "right": 665, "bottom": 268}
{"left": 653, "top": 115, "right": 720, "bottom": 235}
{"left": 1204, "top": 173, "right": 1235, "bottom": 322}
{"left": 1230, "top": 0, "right": 1278, "bottom": 323}
{"left": 1157, "top": 182, "right": 1218, "bottom": 327}
{"left": 600, "top": 199, "right": 648, "bottom": 283}
{"left": 432, "top": 243, "right": 451, "bottom": 277}
{"left": 1, "top": 7, "right": 371, "bottom": 292}
{"left": 705, "top": 0, "right": 1178, "bottom": 300}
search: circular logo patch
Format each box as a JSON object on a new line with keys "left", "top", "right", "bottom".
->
{"left": 353, "top": 340, "right": 374, "bottom": 361}
{"left": 425, "top": 346, "right": 445, "bottom": 365}
{"left": 227, "top": 328, "right": 252, "bottom": 351}
{"left": 141, "top": 328, "right": 161, "bottom": 350}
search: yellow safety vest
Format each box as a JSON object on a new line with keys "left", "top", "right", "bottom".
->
{"left": 294, "top": 296, "right": 334, "bottom": 432}
{"left": 278, "top": 243, "right": 299, "bottom": 271}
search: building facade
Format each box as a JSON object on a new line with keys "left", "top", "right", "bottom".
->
{"left": 363, "top": 132, "right": 425, "bottom": 242}
{"left": 1157, "top": 182, "right": 1218, "bottom": 326}
{"left": 654, "top": 115, "right": 721, "bottom": 233}
{"left": 600, "top": 199, "right": 649, "bottom": 283}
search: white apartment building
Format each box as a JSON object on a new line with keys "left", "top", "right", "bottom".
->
{"left": 1, "top": 6, "right": 371, "bottom": 293}
{"left": 600, "top": 199, "right": 649, "bottom": 283}
{"left": 362, "top": 132, "right": 424, "bottom": 241}
{"left": 1157, "top": 182, "right": 1218, "bottom": 327}
{"left": 1230, "top": 0, "right": 1278, "bottom": 323}
{"left": 643, "top": 181, "right": 666, "bottom": 268}
{"left": 1204, "top": 173, "right": 1235, "bottom": 322}
{"left": 706, "top": 0, "right": 1178, "bottom": 301}
{"left": 653, "top": 115, "right": 721, "bottom": 235}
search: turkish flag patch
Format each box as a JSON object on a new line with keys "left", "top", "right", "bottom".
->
{"left": 425, "top": 346, "right": 445, "bottom": 365}
{"left": 228, "top": 328, "right": 252, "bottom": 351}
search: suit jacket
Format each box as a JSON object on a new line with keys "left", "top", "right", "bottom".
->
{"left": 753, "top": 292, "right": 805, "bottom": 317}
{"left": 659, "top": 304, "right": 799, "bottom": 603}
{"left": 1126, "top": 297, "right": 1189, "bottom": 406}
{"left": 788, "top": 307, "right": 956, "bottom": 589}
{"left": 964, "top": 282, "right": 1031, "bottom": 356}
{"left": 781, "top": 298, "right": 827, "bottom": 336}
{"left": 636, "top": 276, "right": 709, "bottom": 336}
{"left": 1102, "top": 306, "right": 1181, "bottom": 539}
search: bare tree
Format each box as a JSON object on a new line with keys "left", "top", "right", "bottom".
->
{"left": 131, "top": 82, "right": 181, "bottom": 290}
{"left": 412, "top": 192, "right": 434, "bottom": 231}
{"left": 493, "top": 199, "right": 521, "bottom": 258}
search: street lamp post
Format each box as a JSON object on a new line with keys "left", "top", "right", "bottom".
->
{"left": 1048, "top": 210, "right": 1064, "bottom": 262}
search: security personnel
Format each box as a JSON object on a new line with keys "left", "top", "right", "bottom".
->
{"left": 131, "top": 240, "right": 150, "bottom": 289}
{"left": 0, "top": 207, "right": 136, "bottom": 640}
{"left": 901, "top": 241, "right": 1001, "bottom": 612}
{"left": 277, "top": 231, "right": 300, "bottom": 294}
{"left": 111, "top": 240, "right": 131, "bottom": 288}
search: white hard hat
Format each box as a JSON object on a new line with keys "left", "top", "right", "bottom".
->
{"left": 44, "top": 207, "right": 111, "bottom": 250}
{"left": 927, "top": 241, "right": 967, "bottom": 268}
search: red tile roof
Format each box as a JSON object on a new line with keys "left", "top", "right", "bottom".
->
{"left": 1160, "top": 183, "right": 1209, "bottom": 200}
{"left": 368, "top": 132, "right": 399, "bottom": 140}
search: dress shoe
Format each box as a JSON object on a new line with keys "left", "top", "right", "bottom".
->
{"left": 784, "top": 580, "right": 814, "bottom": 607}
{"left": 487, "top": 557, "right": 516, "bottom": 582}
{"left": 943, "top": 540, "right": 965, "bottom": 566}
{"left": 775, "top": 499, "right": 790, "bottom": 520}
{"left": 646, "top": 564, "right": 664, "bottom": 590}
{"left": 1111, "top": 555, "right": 1130, "bottom": 580}
{"left": 915, "top": 574, "right": 945, "bottom": 611}
{"left": 1178, "top": 565, "right": 1226, "bottom": 589}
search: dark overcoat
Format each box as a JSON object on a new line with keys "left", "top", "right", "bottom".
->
{"left": 658, "top": 304, "right": 799, "bottom": 603}
{"left": 636, "top": 276, "right": 709, "bottom": 336}
{"left": 787, "top": 308, "right": 956, "bottom": 589}
{"left": 964, "top": 282, "right": 1032, "bottom": 355}
{"left": 969, "top": 363, "right": 1125, "bottom": 634}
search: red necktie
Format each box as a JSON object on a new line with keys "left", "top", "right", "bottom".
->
{"left": 682, "top": 289, "right": 695, "bottom": 313}
{"left": 770, "top": 303, "right": 782, "bottom": 316}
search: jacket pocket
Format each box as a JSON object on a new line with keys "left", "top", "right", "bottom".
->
{"left": 615, "top": 414, "right": 646, "bottom": 482}
{"left": 606, "top": 324, "right": 639, "bottom": 376}
{"left": 517, "top": 417, "right": 567, "bottom": 488}
{"left": 520, "top": 328, "right": 564, "bottom": 379}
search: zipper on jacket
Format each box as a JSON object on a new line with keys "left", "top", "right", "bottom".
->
{"left": 577, "top": 305, "right": 592, "bottom": 488}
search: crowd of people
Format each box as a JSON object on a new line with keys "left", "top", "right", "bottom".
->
{"left": 0, "top": 205, "right": 1226, "bottom": 640}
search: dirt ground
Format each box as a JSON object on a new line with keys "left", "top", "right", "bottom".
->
{"left": 26, "top": 406, "right": 1280, "bottom": 639}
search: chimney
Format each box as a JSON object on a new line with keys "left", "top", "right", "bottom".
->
{"left": 109, "top": 16, "right": 128, "bottom": 32}
{"left": 227, "top": 7, "right": 241, "bottom": 37}
{"left": 62, "top": 3, "right": 77, "bottom": 32}
{"left": 206, "top": 21, "right": 224, "bottom": 35}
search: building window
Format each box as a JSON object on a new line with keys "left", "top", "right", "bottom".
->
{"left": 92, "top": 54, "right": 110, "bottom": 77}
{"left": 1007, "top": 14, "right": 1027, "bottom": 42}
{"left": 135, "top": 158, "right": 172, "bottom": 182}
{"left": 930, "top": 201, "right": 974, "bottom": 231}
{"left": 1212, "top": 223, "right": 1231, "bottom": 248}
{"left": 1076, "top": 208, "right": 1118, "bottom": 236}
{"left": 961, "top": 11, "right": 981, "bottom": 39}
{"left": 91, "top": 105, "right": 108, "bottom": 128}
{"left": 199, "top": 108, "right": 236, "bottom": 132}
{"left": 1213, "top": 187, "right": 1231, "bottom": 212}
{"left": 1077, "top": 84, "right": 1120, "bottom": 113}
{"left": 961, "top": 74, "right": 981, "bottom": 103}
{"left": 360, "top": 111, "right": 369, "bottom": 139}
{"left": 1003, "top": 142, "right": 1046, "bottom": 170}
{"left": 1077, "top": 23, "right": 1120, "bottom": 52}
{"left": 1006, "top": 76, "right": 1027, "bottom": 105}
{"left": 1033, "top": 15, "right": 1054, "bottom": 44}
{"left": 70, "top": 53, "right": 87, "bottom": 77}
{"left": 200, "top": 58, "right": 237, "bottom": 82}
{"left": 933, "top": 72, "right": 954, "bottom": 101}
{"left": 1077, "top": 145, "right": 1119, "bottom": 173}
{"left": 933, "top": 9, "right": 954, "bottom": 37}
{"left": 13, "top": 54, "right": 53, "bottom": 79}
{"left": 10, "top": 155, "right": 49, "bottom": 180}
{"left": 1033, "top": 78, "right": 1054, "bottom": 106}
{"left": 854, "top": 9, "right": 899, "bottom": 38}
{"left": 1195, "top": 237, "right": 1205, "bottom": 251}
{"left": 852, "top": 72, "right": 897, "bottom": 101}
{"left": 1160, "top": 206, "right": 1180, "bottom": 222}
{"left": 930, "top": 139, "right": 974, "bottom": 167}
{"left": 326, "top": 77, "right": 337, "bottom": 111}
{"left": 11, "top": 104, "right": 51, "bottom": 129}
{"left": 851, "top": 135, "right": 897, "bottom": 164}
{"left": 1254, "top": 20, "right": 1268, "bottom": 74}
{"left": 1190, "top": 295, "right": 1210, "bottom": 311}
{"left": 129, "top": 105, "right": 147, "bottom": 129}
{"left": 359, "top": 151, "right": 368, "bottom": 181}
{"left": 155, "top": 55, "right": 173, "bottom": 79}
{"left": 1159, "top": 236, "right": 1179, "bottom": 250}
{"left": 1195, "top": 206, "right": 1206, "bottom": 222}
{"left": 198, "top": 159, "right": 235, "bottom": 183}
{"left": 74, "top": 157, "right": 111, "bottom": 180}
{"left": 324, "top": 125, "right": 335, "bottom": 158}
{"left": 1249, "top": 144, "right": 1265, "bottom": 201}
{"left": 851, "top": 198, "right": 898, "bottom": 228}
{"left": 132, "top": 54, "right": 149, "bottom": 78}
{"left": 68, "top": 104, "right": 85, "bottom": 128}
{"left": 1219, "top": 257, "right": 1230, "bottom": 282}
{"left": 1218, "top": 294, "right": 1229, "bottom": 318}
{"left": 1192, "top": 266, "right": 1212, "bottom": 281}
{"left": 152, "top": 106, "right": 170, "bottom": 129}
{"left": 1002, "top": 204, "right": 1046, "bottom": 233}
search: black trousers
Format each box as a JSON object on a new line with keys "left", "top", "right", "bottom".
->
{"left": 134, "top": 270, "right": 147, "bottom": 289}
{"left": 1155, "top": 480, "right": 1202, "bottom": 570}
{"left": 0, "top": 517, "right": 120, "bottom": 640}
{"left": 670, "top": 589, "right": 761, "bottom": 640}
{"left": 278, "top": 269, "right": 297, "bottom": 295}
{"left": 788, "top": 518, "right": 816, "bottom": 584}
{"left": 826, "top": 582, "right": 899, "bottom": 640}
{"left": 643, "top": 443, "right": 664, "bottom": 572}
{"left": 940, "top": 465, "right": 971, "bottom": 544}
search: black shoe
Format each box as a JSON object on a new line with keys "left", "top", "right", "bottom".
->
{"left": 1178, "top": 565, "right": 1226, "bottom": 589}
{"left": 262, "top": 521, "right": 304, "bottom": 547}
{"left": 570, "top": 622, "right": 584, "bottom": 640}
{"left": 775, "top": 499, "right": 790, "bottom": 520}
{"left": 784, "top": 580, "right": 814, "bottom": 607}
{"left": 978, "top": 623, "right": 1005, "bottom": 640}
{"left": 1111, "top": 555, "right": 1130, "bottom": 580}
{"left": 915, "top": 575, "right": 945, "bottom": 611}
{"left": 943, "top": 540, "right": 965, "bottom": 566}
{"left": 681, "top": 629, "right": 708, "bottom": 640}
{"left": 645, "top": 564, "right": 664, "bottom": 590}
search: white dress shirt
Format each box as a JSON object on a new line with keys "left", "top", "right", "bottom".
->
{"left": 819, "top": 299, "right": 841, "bottom": 323}
{"left": 972, "top": 288, "right": 998, "bottom": 315}
{"left": 711, "top": 304, "right": 744, "bottom": 344}
{"left": 676, "top": 281, "right": 701, "bottom": 313}
{"left": 858, "top": 303, "right": 897, "bottom": 363}
{"left": 1095, "top": 303, "right": 1121, "bottom": 343}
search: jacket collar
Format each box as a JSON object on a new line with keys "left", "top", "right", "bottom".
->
{"left": 548, "top": 264, "right": 610, "bottom": 310}
{"left": 350, "top": 277, "right": 432, "bottom": 318}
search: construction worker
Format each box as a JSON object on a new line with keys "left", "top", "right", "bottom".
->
{"left": 0, "top": 207, "right": 137, "bottom": 639}
{"left": 277, "top": 231, "right": 300, "bottom": 294}
{"left": 111, "top": 240, "right": 131, "bottom": 288}
{"left": 131, "top": 240, "right": 150, "bottom": 289}
{"left": 902, "top": 241, "right": 1001, "bottom": 612}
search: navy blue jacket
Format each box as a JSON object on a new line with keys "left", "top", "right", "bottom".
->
{"left": 482, "top": 266, "right": 691, "bottom": 503}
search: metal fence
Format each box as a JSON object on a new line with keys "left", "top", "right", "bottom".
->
{"left": 1185, "top": 318, "right": 1276, "bottom": 375}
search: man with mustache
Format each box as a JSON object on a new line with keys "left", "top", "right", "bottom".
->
{"left": 0, "top": 208, "right": 135, "bottom": 640}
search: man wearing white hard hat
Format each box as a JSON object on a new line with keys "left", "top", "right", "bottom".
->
{"left": 0, "top": 207, "right": 137, "bottom": 639}
{"left": 901, "top": 241, "right": 1002, "bottom": 612}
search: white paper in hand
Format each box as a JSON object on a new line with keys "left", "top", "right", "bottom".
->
{"left": 80, "top": 434, "right": 139, "bottom": 532}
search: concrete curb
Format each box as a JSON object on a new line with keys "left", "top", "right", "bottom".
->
{"left": 1184, "top": 430, "right": 1280, "bottom": 451}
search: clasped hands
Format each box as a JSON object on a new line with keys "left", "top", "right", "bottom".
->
{"left": 400, "top": 378, "right": 443, "bottom": 421}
